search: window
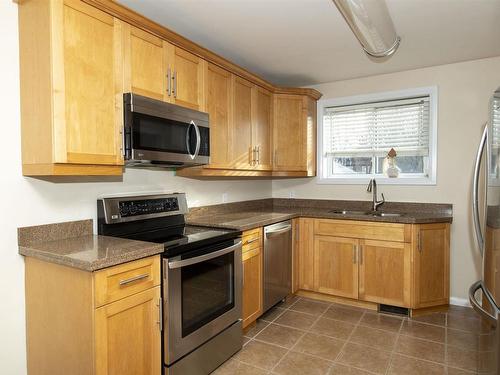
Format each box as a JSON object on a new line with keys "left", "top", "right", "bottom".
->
{"left": 318, "top": 87, "right": 437, "bottom": 185}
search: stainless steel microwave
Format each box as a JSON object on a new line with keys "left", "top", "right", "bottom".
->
{"left": 123, "top": 93, "right": 210, "bottom": 168}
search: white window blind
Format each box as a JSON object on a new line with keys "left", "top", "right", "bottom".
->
{"left": 323, "top": 96, "right": 430, "bottom": 157}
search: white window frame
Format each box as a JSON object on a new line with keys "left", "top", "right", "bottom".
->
{"left": 317, "top": 86, "right": 438, "bottom": 185}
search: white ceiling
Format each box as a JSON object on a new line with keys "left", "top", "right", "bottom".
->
{"left": 118, "top": 0, "right": 500, "bottom": 87}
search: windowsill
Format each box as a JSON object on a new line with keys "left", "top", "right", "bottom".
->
{"left": 316, "top": 176, "right": 436, "bottom": 186}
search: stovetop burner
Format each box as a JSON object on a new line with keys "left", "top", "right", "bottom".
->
{"left": 122, "top": 224, "right": 239, "bottom": 257}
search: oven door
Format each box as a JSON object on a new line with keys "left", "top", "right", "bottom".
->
{"left": 163, "top": 239, "right": 242, "bottom": 365}
{"left": 124, "top": 93, "right": 210, "bottom": 166}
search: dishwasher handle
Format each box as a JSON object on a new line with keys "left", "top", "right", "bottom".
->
{"left": 265, "top": 224, "right": 292, "bottom": 238}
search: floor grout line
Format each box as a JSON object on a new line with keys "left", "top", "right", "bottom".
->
{"left": 383, "top": 315, "right": 405, "bottom": 375}
{"left": 269, "top": 298, "right": 332, "bottom": 374}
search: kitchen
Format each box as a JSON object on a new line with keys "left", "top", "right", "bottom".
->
{"left": 2, "top": 0, "right": 500, "bottom": 374}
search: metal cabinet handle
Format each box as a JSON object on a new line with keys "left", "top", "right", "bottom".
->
{"left": 417, "top": 231, "right": 422, "bottom": 252}
{"left": 256, "top": 145, "right": 260, "bottom": 165}
{"left": 173, "top": 70, "right": 177, "bottom": 98}
{"left": 169, "top": 241, "right": 242, "bottom": 269}
{"left": 157, "top": 298, "right": 163, "bottom": 331}
{"left": 244, "top": 238, "right": 259, "bottom": 245}
{"left": 119, "top": 273, "right": 149, "bottom": 286}
{"left": 472, "top": 123, "right": 488, "bottom": 257}
{"left": 469, "top": 280, "right": 498, "bottom": 326}
{"left": 359, "top": 245, "right": 363, "bottom": 265}
{"left": 353, "top": 244, "right": 357, "bottom": 264}
{"left": 167, "top": 68, "right": 171, "bottom": 96}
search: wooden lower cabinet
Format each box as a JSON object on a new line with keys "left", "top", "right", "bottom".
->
{"left": 95, "top": 287, "right": 161, "bottom": 375}
{"left": 25, "top": 255, "right": 162, "bottom": 375}
{"left": 242, "top": 228, "right": 263, "bottom": 328}
{"left": 359, "top": 239, "right": 411, "bottom": 307}
{"left": 242, "top": 247, "right": 263, "bottom": 328}
{"left": 314, "top": 236, "right": 358, "bottom": 299}
{"left": 296, "top": 218, "right": 315, "bottom": 291}
{"left": 412, "top": 223, "right": 450, "bottom": 308}
{"left": 294, "top": 219, "right": 450, "bottom": 310}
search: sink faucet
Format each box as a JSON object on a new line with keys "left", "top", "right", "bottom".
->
{"left": 367, "top": 178, "right": 385, "bottom": 212}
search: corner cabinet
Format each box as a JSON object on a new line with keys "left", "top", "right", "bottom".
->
{"left": 25, "top": 256, "right": 162, "bottom": 375}
{"left": 19, "top": 0, "right": 125, "bottom": 176}
{"left": 295, "top": 219, "right": 450, "bottom": 313}
{"left": 273, "top": 94, "right": 317, "bottom": 176}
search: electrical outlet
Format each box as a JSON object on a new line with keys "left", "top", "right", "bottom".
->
{"left": 222, "top": 193, "right": 228, "bottom": 203}
{"left": 289, "top": 191, "right": 296, "bottom": 199}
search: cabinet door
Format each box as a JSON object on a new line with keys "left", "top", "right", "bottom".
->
{"left": 205, "top": 63, "right": 232, "bottom": 167}
{"left": 60, "top": 0, "right": 123, "bottom": 165}
{"left": 359, "top": 239, "right": 411, "bottom": 307}
{"left": 125, "top": 26, "right": 166, "bottom": 101}
{"left": 297, "top": 218, "right": 315, "bottom": 291}
{"left": 169, "top": 46, "right": 205, "bottom": 111}
{"left": 231, "top": 76, "right": 254, "bottom": 170}
{"left": 242, "top": 247, "right": 262, "bottom": 328}
{"left": 412, "top": 224, "right": 450, "bottom": 308}
{"left": 313, "top": 236, "right": 359, "bottom": 299}
{"left": 95, "top": 287, "right": 161, "bottom": 375}
{"left": 253, "top": 87, "right": 273, "bottom": 170}
{"left": 273, "top": 94, "right": 306, "bottom": 171}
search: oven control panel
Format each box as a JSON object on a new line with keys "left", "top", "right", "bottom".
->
{"left": 99, "top": 193, "right": 188, "bottom": 224}
{"left": 119, "top": 198, "right": 179, "bottom": 218}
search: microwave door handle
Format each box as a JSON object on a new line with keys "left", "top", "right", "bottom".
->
{"left": 192, "top": 121, "right": 201, "bottom": 158}
{"left": 168, "top": 241, "right": 242, "bottom": 269}
{"left": 186, "top": 121, "right": 195, "bottom": 159}
{"left": 472, "top": 123, "right": 487, "bottom": 256}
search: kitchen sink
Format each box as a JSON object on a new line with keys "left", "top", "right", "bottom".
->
{"left": 329, "top": 209, "right": 403, "bottom": 217}
{"left": 371, "top": 212, "right": 403, "bottom": 217}
{"left": 329, "top": 209, "right": 372, "bottom": 215}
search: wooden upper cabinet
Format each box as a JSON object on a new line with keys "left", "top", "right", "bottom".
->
{"left": 205, "top": 63, "right": 233, "bottom": 168}
{"left": 253, "top": 87, "right": 273, "bottom": 170}
{"left": 167, "top": 46, "right": 205, "bottom": 111}
{"left": 19, "top": 0, "right": 124, "bottom": 176}
{"left": 412, "top": 223, "right": 450, "bottom": 308}
{"left": 231, "top": 76, "right": 254, "bottom": 170}
{"left": 314, "top": 236, "right": 359, "bottom": 299}
{"left": 358, "top": 239, "right": 411, "bottom": 307}
{"left": 273, "top": 94, "right": 316, "bottom": 175}
{"left": 124, "top": 25, "right": 166, "bottom": 101}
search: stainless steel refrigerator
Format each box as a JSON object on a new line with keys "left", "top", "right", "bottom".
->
{"left": 471, "top": 87, "right": 500, "bottom": 375}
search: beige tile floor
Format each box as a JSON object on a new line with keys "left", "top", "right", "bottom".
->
{"left": 212, "top": 296, "right": 496, "bottom": 375}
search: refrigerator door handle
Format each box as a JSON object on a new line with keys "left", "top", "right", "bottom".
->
{"left": 472, "top": 123, "right": 488, "bottom": 257}
{"left": 469, "top": 280, "right": 498, "bottom": 327}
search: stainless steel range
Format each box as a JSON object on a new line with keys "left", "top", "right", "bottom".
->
{"left": 97, "top": 193, "right": 243, "bottom": 375}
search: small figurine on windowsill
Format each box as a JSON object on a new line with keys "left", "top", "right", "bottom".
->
{"left": 384, "top": 148, "right": 400, "bottom": 178}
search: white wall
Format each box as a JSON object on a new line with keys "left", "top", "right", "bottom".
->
{"left": 0, "top": 3, "right": 271, "bottom": 374}
{"left": 273, "top": 56, "right": 500, "bottom": 304}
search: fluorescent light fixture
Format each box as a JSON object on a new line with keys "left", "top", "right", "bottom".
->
{"left": 333, "top": 0, "right": 401, "bottom": 58}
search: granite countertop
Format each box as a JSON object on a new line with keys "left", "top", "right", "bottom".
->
{"left": 187, "top": 198, "right": 453, "bottom": 231}
{"left": 18, "top": 220, "right": 164, "bottom": 271}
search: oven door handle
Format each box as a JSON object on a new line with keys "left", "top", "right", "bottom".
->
{"left": 168, "top": 241, "right": 242, "bottom": 269}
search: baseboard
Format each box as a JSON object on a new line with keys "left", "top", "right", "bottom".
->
{"left": 450, "top": 297, "right": 470, "bottom": 307}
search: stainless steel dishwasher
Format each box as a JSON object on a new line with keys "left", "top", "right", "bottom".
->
{"left": 263, "top": 220, "right": 292, "bottom": 312}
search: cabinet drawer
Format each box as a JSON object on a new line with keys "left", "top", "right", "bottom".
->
{"left": 314, "top": 219, "right": 411, "bottom": 243}
{"left": 242, "top": 228, "right": 262, "bottom": 253}
{"left": 94, "top": 256, "right": 160, "bottom": 307}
